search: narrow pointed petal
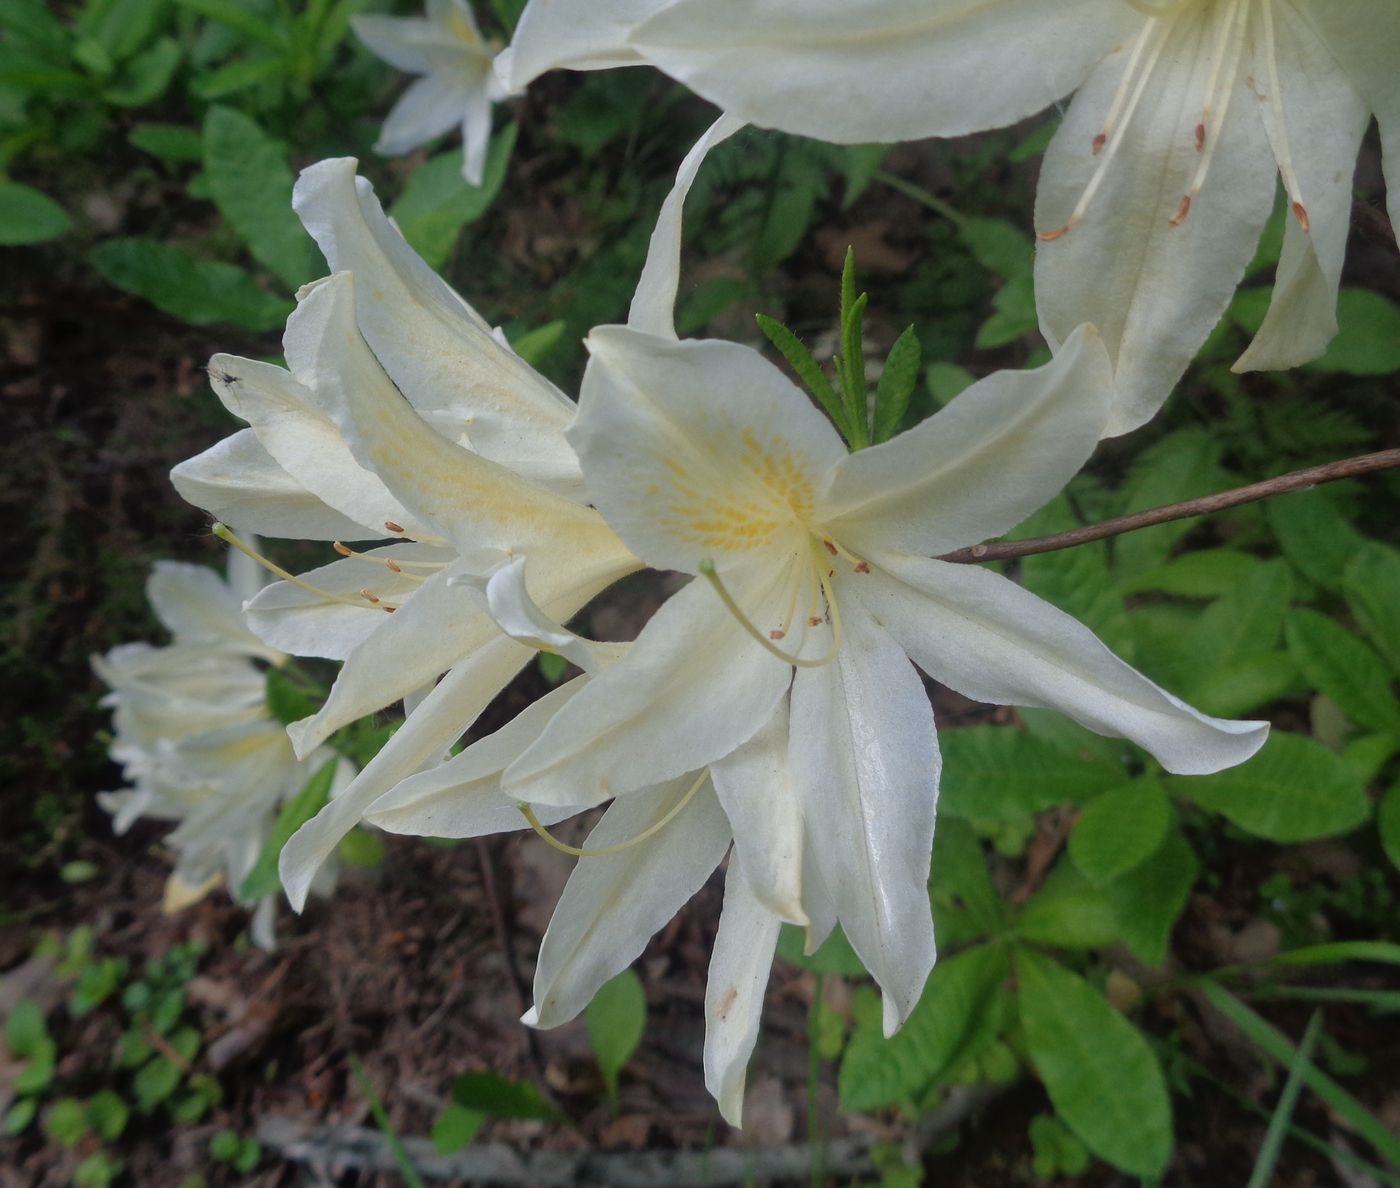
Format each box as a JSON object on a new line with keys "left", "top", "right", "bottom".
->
{"left": 291, "top": 160, "right": 583, "bottom": 498}
{"left": 505, "top": 575, "right": 792, "bottom": 808}
{"left": 634, "top": 0, "right": 1132, "bottom": 145}
{"left": 864, "top": 552, "right": 1269, "bottom": 774}
{"left": 375, "top": 73, "right": 472, "bottom": 156}
{"left": 206, "top": 352, "right": 419, "bottom": 537}
{"left": 1035, "top": 11, "right": 1278, "bottom": 435}
{"left": 473, "top": 555, "right": 617, "bottom": 675}
{"left": 525, "top": 780, "right": 730, "bottom": 1028}
{"left": 460, "top": 92, "right": 494, "bottom": 186}
{"left": 243, "top": 542, "right": 454, "bottom": 661}
{"left": 146, "top": 561, "right": 274, "bottom": 657}
{"left": 574, "top": 327, "right": 845, "bottom": 574}
{"left": 818, "top": 324, "right": 1112, "bottom": 556}
{"left": 628, "top": 113, "right": 745, "bottom": 338}
{"left": 709, "top": 701, "right": 807, "bottom": 925}
{"left": 498, "top": 0, "right": 654, "bottom": 91}
{"left": 171, "top": 430, "right": 372, "bottom": 543}
{"left": 279, "top": 633, "right": 531, "bottom": 910}
{"left": 366, "top": 679, "right": 588, "bottom": 836}
{"left": 284, "top": 273, "right": 610, "bottom": 556}
{"left": 704, "top": 864, "right": 781, "bottom": 1127}
{"left": 789, "top": 587, "right": 938, "bottom": 1037}
{"left": 1234, "top": 13, "right": 1370, "bottom": 371}
{"left": 351, "top": 13, "right": 436, "bottom": 72}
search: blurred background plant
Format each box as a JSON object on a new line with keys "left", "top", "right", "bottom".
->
{"left": 2, "top": 0, "right": 1399, "bottom": 1183}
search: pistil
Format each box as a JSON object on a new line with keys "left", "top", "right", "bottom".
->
{"left": 516, "top": 767, "right": 710, "bottom": 857}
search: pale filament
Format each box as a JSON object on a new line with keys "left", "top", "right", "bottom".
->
{"left": 382, "top": 520, "right": 449, "bottom": 547}
{"left": 213, "top": 523, "right": 399, "bottom": 612}
{"left": 331, "top": 540, "right": 447, "bottom": 583}
{"left": 1043, "top": 0, "right": 1310, "bottom": 240}
{"left": 516, "top": 767, "right": 710, "bottom": 858}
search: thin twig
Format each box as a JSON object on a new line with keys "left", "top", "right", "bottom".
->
{"left": 937, "top": 449, "right": 1400, "bottom": 565}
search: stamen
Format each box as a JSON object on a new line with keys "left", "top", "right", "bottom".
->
{"left": 697, "top": 558, "right": 842, "bottom": 668}
{"left": 1193, "top": 0, "right": 1244, "bottom": 154}
{"left": 329, "top": 540, "right": 445, "bottom": 580}
{"left": 1093, "top": 18, "right": 1160, "bottom": 154}
{"left": 212, "top": 523, "right": 395, "bottom": 612}
{"left": 1259, "top": 0, "right": 1310, "bottom": 231}
{"left": 516, "top": 768, "right": 710, "bottom": 858}
{"left": 382, "top": 519, "right": 449, "bottom": 546}
{"left": 1170, "top": 0, "right": 1249, "bottom": 228}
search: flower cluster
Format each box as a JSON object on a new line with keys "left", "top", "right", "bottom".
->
{"left": 114, "top": 0, "right": 1395, "bottom": 1126}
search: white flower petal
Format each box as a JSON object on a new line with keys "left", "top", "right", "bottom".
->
{"left": 1035, "top": 10, "right": 1279, "bottom": 435}
{"left": 525, "top": 779, "right": 729, "bottom": 1028}
{"left": 709, "top": 700, "right": 807, "bottom": 925}
{"left": 474, "top": 554, "right": 615, "bottom": 675}
{"left": 1234, "top": 10, "right": 1370, "bottom": 372}
{"left": 704, "top": 863, "right": 780, "bottom": 1127}
{"left": 504, "top": 574, "right": 793, "bottom": 808}
{"left": 499, "top": 0, "right": 656, "bottom": 91}
{"left": 788, "top": 586, "right": 938, "bottom": 1037}
{"left": 634, "top": 0, "right": 1132, "bottom": 144}
{"left": 375, "top": 72, "right": 473, "bottom": 156}
{"left": 146, "top": 560, "right": 273, "bottom": 657}
{"left": 351, "top": 13, "right": 436, "bottom": 73}
{"left": 292, "top": 160, "right": 584, "bottom": 498}
{"left": 170, "top": 430, "right": 373, "bottom": 543}
{"left": 818, "top": 324, "right": 1112, "bottom": 556}
{"left": 864, "top": 552, "right": 1269, "bottom": 775}
{"left": 574, "top": 327, "right": 846, "bottom": 575}
{"left": 366, "top": 678, "right": 589, "bottom": 836}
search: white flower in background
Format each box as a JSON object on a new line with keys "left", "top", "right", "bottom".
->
{"left": 95, "top": 550, "right": 351, "bottom": 949}
{"left": 498, "top": 0, "right": 1400, "bottom": 435}
{"left": 483, "top": 117, "right": 1269, "bottom": 1049}
{"left": 353, "top": 0, "right": 506, "bottom": 185}
{"left": 169, "top": 157, "right": 640, "bottom": 910}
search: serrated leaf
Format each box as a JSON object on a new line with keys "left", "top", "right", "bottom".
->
{"left": 1119, "top": 548, "right": 1261, "bottom": 598}
{"left": 388, "top": 125, "right": 516, "bottom": 270}
{"left": 1110, "top": 827, "right": 1198, "bottom": 967}
{"left": 0, "top": 180, "right": 71, "bottom": 245}
{"left": 939, "top": 726, "right": 1123, "bottom": 822}
{"left": 1379, "top": 783, "right": 1400, "bottom": 874}
{"left": 89, "top": 238, "right": 290, "bottom": 330}
{"left": 585, "top": 968, "right": 646, "bottom": 1111}
{"left": 930, "top": 819, "right": 1004, "bottom": 947}
{"left": 237, "top": 757, "right": 337, "bottom": 901}
{"left": 1113, "top": 429, "right": 1230, "bottom": 580}
{"left": 1309, "top": 289, "right": 1400, "bottom": 376}
{"left": 957, "top": 216, "right": 1032, "bottom": 280}
{"left": 839, "top": 943, "right": 1009, "bottom": 1111}
{"left": 1017, "top": 860, "right": 1121, "bottom": 950}
{"left": 1285, "top": 609, "right": 1400, "bottom": 735}
{"left": 924, "top": 361, "right": 973, "bottom": 408}
{"left": 1069, "top": 781, "right": 1171, "bottom": 886}
{"left": 1175, "top": 731, "right": 1370, "bottom": 842}
{"left": 1177, "top": 560, "right": 1292, "bottom": 701}
{"left": 776, "top": 923, "right": 867, "bottom": 976}
{"left": 872, "top": 325, "right": 921, "bottom": 443}
{"left": 203, "top": 106, "right": 313, "bottom": 290}
{"left": 1018, "top": 951, "right": 1172, "bottom": 1177}
{"left": 1343, "top": 543, "right": 1400, "bottom": 678}
{"left": 1268, "top": 489, "right": 1365, "bottom": 593}
{"left": 755, "top": 313, "right": 849, "bottom": 438}
{"left": 1187, "top": 652, "right": 1300, "bottom": 719}
{"left": 264, "top": 668, "right": 319, "bottom": 727}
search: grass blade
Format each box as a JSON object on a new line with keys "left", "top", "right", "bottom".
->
{"left": 1246, "top": 1010, "right": 1323, "bottom": 1188}
{"left": 348, "top": 1055, "right": 427, "bottom": 1188}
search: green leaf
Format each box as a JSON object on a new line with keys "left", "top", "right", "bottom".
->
{"left": 939, "top": 726, "right": 1123, "bottom": 822}
{"left": 1069, "top": 781, "right": 1171, "bottom": 886}
{"left": 0, "top": 0, "right": 70, "bottom": 59}
{"left": 1285, "top": 609, "right": 1400, "bottom": 735}
{"left": 755, "top": 313, "right": 849, "bottom": 440}
{"left": 1200, "top": 983, "right": 1400, "bottom": 1166}
{"left": 86, "top": 1090, "right": 128, "bottom": 1141}
{"left": 1018, "top": 950, "right": 1173, "bottom": 1177}
{"left": 388, "top": 125, "right": 516, "bottom": 271}
{"left": 79, "top": 0, "right": 167, "bottom": 61}
{"left": 776, "top": 923, "right": 867, "bottom": 976}
{"left": 73, "top": 1154, "right": 124, "bottom": 1188}
{"left": 6, "top": 997, "right": 47, "bottom": 1056}
{"left": 2, "top": 1099, "right": 36, "bottom": 1137}
{"left": 89, "top": 238, "right": 290, "bottom": 330}
{"left": 192, "top": 54, "right": 284, "bottom": 100}
{"left": 1113, "top": 428, "right": 1230, "bottom": 581}
{"left": 930, "top": 819, "right": 1004, "bottom": 947}
{"left": 0, "top": 180, "right": 71, "bottom": 245}
{"left": 133, "top": 1057, "right": 181, "bottom": 1112}
{"left": 101, "top": 35, "right": 179, "bottom": 106}
{"left": 238, "top": 757, "right": 337, "bottom": 900}
{"left": 1309, "top": 289, "right": 1400, "bottom": 376}
{"left": 838, "top": 143, "right": 888, "bottom": 208}
{"left": 973, "top": 272, "right": 1036, "bottom": 348}
{"left": 1343, "top": 543, "right": 1400, "bottom": 678}
{"left": 337, "top": 827, "right": 385, "bottom": 869}
{"left": 431, "top": 1103, "right": 484, "bottom": 1154}
{"left": 13, "top": 1036, "right": 53, "bottom": 1094}
{"left": 203, "top": 106, "right": 314, "bottom": 290}
{"left": 175, "top": 0, "right": 289, "bottom": 48}
{"left": 264, "top": 668, "right": 320, "bottom": 727}
{"left": 1177, "top": 560, "right": 1292, "bottom": 701}
{"left": 839, "top": 943, "right": 1010, "bottom": 1111}
{"left": 676, "top": 275, "right": 751, "bottom": 336}
{"left": 872, "top": 325, "right": 921, "bottom": 443}
{"left": 585, "top": 968, "right": 646, "bottom": 1111}
{"left": 1379, "top": 783, "right": 1400, "bottom": 874}
{"left": 1268, "top": 489, "right": 1366, "bottom": 593}
{"left": 1187, "top": 653, "right": 1300, "bottom": 719}
{"left": 957, "top": 216, "right": 1032, "bottom": 280}
{"left": 536, "top": 651, "right": 567, "bottom": 685}
{"left": 1017, "top": 860, "right": 1121, "bottom": 951}
{"left": 128, "top": 122, "right": 204, "bottom": 162}
{"left": 43, "top": 1098, "right": 89, "bottom": 1148}
{"left": 506, "top": 319, "right": 565, "bottom": 369}
{"left": 924, "top": 361, "right": 973, "bottom": 408}
{"left": 1175, "top": 731, "right": 1370, "bottom": 843}
{"left": 1119, "top": 548, "right": 1261, "bottom": 598}
{"left": 450, "top": 1071, "right": 556, "bottom": 1120}
{"left": 1110, "top": 826, "right": 1198, "bottom": 968}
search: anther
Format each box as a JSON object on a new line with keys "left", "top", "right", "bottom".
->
{"left": 385, "top": 559, "right": 402, "bottom": 573}
{"left": 854, "top": 561, "right": 871, "bottom": 574}
{"left": 1169, "top": 195, "right": 1192, "bottom": 227}
{"left": 697, "top": 558, "right": 842, "bottom": 668}
{"left": 385, "top": 521, "right": 405, "bottom": 534}
{"left": 1292, "top": 202, "right": 1310, "bottom": 232}
{"left": 333, "top": 541, "right": 352, "bottom": 556}
{"left": 822, "top": 539, "right": 838, "bottom": 556}
{"left": 516, "top": 768, "right": 710, "bottom": 858}
{"left": 359, "top": 589, "right": 380, "bottom": 604}
{"left": 212, "top": 523, "right": 393, "bottom": 613}
{"left": 769, "top": 629, "right": 785, "bottom": 640}
{"left": 807, "top": 616, "right": 823, "bottom": 628}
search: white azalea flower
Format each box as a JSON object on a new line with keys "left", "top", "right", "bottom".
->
{"left": 499, "top": 0, "right": 1399, "bottom": 434}
{"left": 353, "top": 0, "right": 506, "bottom": 185}
{"left": 95, "top": 551, "right": 352, "bottom": 949}
{"left": 488, "top": 116, "right": 1269, "bottom": 1045}
{"left": 170, "top": 158, "right": 640, "bottom": 909}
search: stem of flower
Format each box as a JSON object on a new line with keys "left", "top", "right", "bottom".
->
{"left": 936, "top": 449, "right": 1400, "bottom": 565}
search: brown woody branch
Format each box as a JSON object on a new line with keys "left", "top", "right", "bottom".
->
{"left": 937, "top": 449, "right": 1400, "bottom": 566}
